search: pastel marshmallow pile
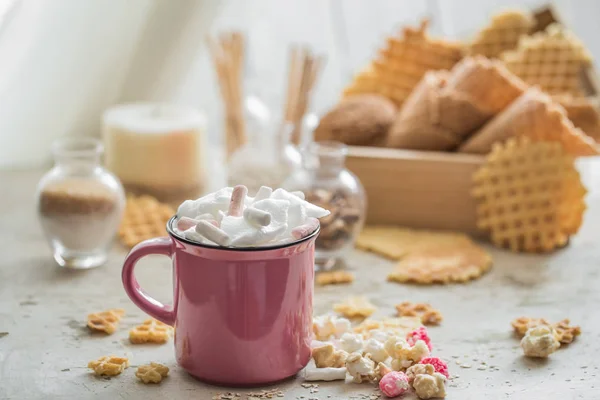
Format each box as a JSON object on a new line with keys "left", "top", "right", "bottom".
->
{"left": 175, "top": 185, "right": 330, "bottom": 247}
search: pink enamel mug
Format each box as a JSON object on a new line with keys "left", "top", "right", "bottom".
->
{"left": 122, "top": 216, "right": 318, "bottom": 386}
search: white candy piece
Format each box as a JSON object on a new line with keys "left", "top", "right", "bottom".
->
{"left": 252, "top": 186, "right": 273, "bottom": 203}
{"left": 291, "top": 190, "right": 305, "bottom": 200}
{"left": 291, "top": 217, "right": 319, "bottom": 239}
{"left": 363, "top": 338, "right": 389, "bottom": 363}
{"left": 230, "top": 224, "right": 287, "bottom": 247}
{"left": 271, "top": 188, "right": 330, "bottom": 218}
{"left": 303, "top": 366, "right": 347, "bottom": 382}
{"left": 243, "top": 207, "right": 272, "bottom": 227}
{"left": 339, "top": 333, "right": 364, "bottom": 353}
{"left": 195, "top": 220, "right": 231, "bottom": 246}
{"left": 177, "top": 187, "right": 234, "bottom": 218}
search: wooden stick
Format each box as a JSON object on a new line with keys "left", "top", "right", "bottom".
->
{"left": 207, "top": 31, "right": 247, "bottom": 159}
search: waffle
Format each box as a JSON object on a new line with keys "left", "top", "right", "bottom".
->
{"left": 469, "top": 9, "right": 535, "bottom": 58}
{"left": 459, "top": 88, "right": 599, "bottom": 156}
{"left": 555, "top": 94, "right": 600, "bottom": 142}
{"left": 87, "top": 309, "right": 125, "bottom": 334}
{"left": 344, "top": 19, "right": 464, "bottom": 108}
{"left": 501, "top": 23, "right": 592, "bottom": 96}
{"left": 129, "top": 318, "right": 173, "bottom": 344}
{"left": 136, "top": 363, "right": 170, "bottom": 384}
{"left": 357, "top": 226, "right": 492, "bottom": 285}
{"left": 472, "top": 137, "right": 587, "bottom": 252}
{"left": 88, "top": 356, "right": 129, "bottom": 376}
{"left": 445, "top": 55, "right": 527, "bottom": 114}
{"left": 118, "top": 195, "right": 174, "bottom": 248}
{"left": 388, "top": 243, "right": 492, "bottom": 284}
{"left": 395, "top": 302, "right": 442, "bottom": 325}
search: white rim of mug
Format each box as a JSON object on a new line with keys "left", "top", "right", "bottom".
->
{"left": 166, "top": 216, "right": 320, "bottom": 251}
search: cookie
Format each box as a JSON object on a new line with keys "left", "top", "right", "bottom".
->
{"left": 118, "top": 195, "right": 174, "bottom": 248}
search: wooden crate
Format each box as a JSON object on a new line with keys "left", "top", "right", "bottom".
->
{"left": 346, "top": 147, "right": 484, "bottom": 235}
{"left": 345, "top": 5, "right": 599, "bottom": 235}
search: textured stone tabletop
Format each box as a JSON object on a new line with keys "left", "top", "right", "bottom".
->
{"left": 1, "top": 170, "right": 599, "bottom": 400}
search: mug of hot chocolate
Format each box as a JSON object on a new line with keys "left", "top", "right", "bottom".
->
{"left": 121, "top": 185, "right": 329, "bottom": 385}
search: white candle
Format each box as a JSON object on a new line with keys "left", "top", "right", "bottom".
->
{"left": 103, "top": 103, "right": 206, "bottom": 203}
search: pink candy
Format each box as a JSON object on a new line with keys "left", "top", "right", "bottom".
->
{"left": 291, "top": 217, "right": 319, "bottom": 239}
{"left": 406, "top": 326, "right": 432, "bottom": 351}
{"left": 228, "top": 185, "right": 248, "bottom": 217}
{"left": 379, "top": 371, "right": 410, "bottom": 398}
{"left": 419, "top": 357, "right": 449, "bottom": 379}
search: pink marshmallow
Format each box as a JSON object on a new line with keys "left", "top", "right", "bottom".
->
{"left": 228, "top": 185, "right": 248, "bottom": 217}
{"left": 177, "top": 217, "right": 199, "bottom": 231}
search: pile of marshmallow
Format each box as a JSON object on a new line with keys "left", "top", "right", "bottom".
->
{"left": 305, "top": 315, "right": 449, "bottom": 399}
{"left": 175, "top": 185, "right": 330, "bottom": 247}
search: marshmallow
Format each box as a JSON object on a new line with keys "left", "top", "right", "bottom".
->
{"left": 228, "top": 185, "right": 248, "bottom": 217}
{"left": 175, "top": 186, "right": 330, "bottom": 247}
{"left": 291, "top": 190, "right": 305, "bottom": 200}
{"left": 339, "top": 333, "right": 364, "bottom": 353}
{"left": 303, "top": 366, "right": 347, "bottom": 382}
{"left": 195, "top": 220, "right": 231, "bottom": 246}
{"left": 252, "top": 186, "right": 273, "bottom": 203}
{"left": 291, "top": 217, "right": 319, "bottom": 239}
{"left": 177, "top": 216, "right": 199, "bottom": 231}
{"left": 271, "top": 188, "right": 330, "bottom": 218}
{"left": 243, "top": 207, "right": 272, "bottom": 227}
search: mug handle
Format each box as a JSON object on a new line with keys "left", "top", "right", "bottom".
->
{"left": 122, "top": 237, "right": 175, "bottom": 326}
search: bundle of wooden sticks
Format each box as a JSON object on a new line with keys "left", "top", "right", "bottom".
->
{"left": 207, "top": 31, "right": 246, "bottom": 159}
{"left": 283, "top": 47, "right": 325, "bottom": 145}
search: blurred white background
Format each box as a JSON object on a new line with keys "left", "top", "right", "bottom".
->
{"left": 0, "top": 0, "right": 599, "bottom": 169}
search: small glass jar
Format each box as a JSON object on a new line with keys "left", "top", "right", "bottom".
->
{"left": 228, "top": 123, "right": 302, "bottom": 195}
{"left": 284, "top": 141, "right": 366, "bottom": 269}
{"left": 36, "top": 138, "right": 125, "bottom": 269}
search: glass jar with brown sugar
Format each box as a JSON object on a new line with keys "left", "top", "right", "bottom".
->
{"left": 36, "top": 138, "right": 125, "bottom": 269}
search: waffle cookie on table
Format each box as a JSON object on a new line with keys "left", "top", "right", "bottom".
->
{"left": 501, "top": 23, "right": 592, "bottom": 97}
{"left": 472, "top": 137, "right": 586, "bottom": 252}
{"left": 129, "top": 319, "right": 173, "bottom": 344}
{"left": 468, "top": 9, "right": 534, "bottom": 58}
{"left": 344, "top": 19, "right": 463, "bottom": 108}
{"left": 118, "top": 195, "right": 174, "bottom": 248}
{"left": 357, "top": 226, "right": 492, "bottom": 284}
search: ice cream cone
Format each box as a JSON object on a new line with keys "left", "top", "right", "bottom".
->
{"left": 459, "top": 88, "right": 599, "bottom": 156}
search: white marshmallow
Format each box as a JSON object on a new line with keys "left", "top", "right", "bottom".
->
{"left": 195, "top": 220, "right": 231, "bottom": 246}
{"left": 177, "top": 187, "right": 234, "bottom": 218}
{"left": 271, "top": 188, "right": 330, "bottom": 218}
{"left": 303, "top": 366, "right": 347, "bottom": 381}
{"left": 252, "top": 186, "right": 273, "bottom": 203}
{"left": 243, "top": 207, "right": 272, "bottom": 227}
{"left": 291, "top": 190, "right": 305, "bottom": 200}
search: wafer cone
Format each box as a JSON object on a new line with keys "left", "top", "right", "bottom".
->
{"left": 459, "top": 88, "right": 599, "bottom": 156}
{"left": 445, "top": 56, "right": 527, "bottom": 114}
{"left": 387, "top": 71, "right": 492, "bottom": 150}
{"left": 555, "top": 94, "right": 600, "bottom": 142}
{"left": 468, "top": 9, "right": 534, "bottom": 58}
